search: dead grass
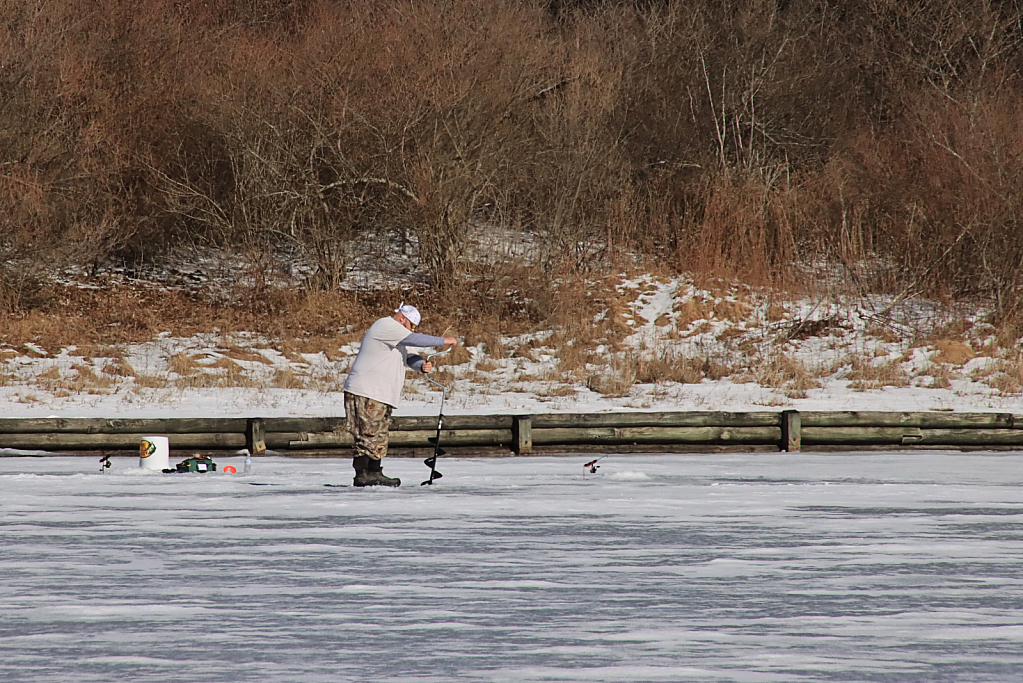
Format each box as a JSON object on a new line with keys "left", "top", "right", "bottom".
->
{"left": 69, "top": 344, "right": 124, "bottom": 360}
{"left": 551, "top": 333, "right": 598, "bottom": 370}
{"left": 511, "top": 344, "right": 535, "bottom": 360}
{"left": 739, "top": 354, "right": 821, "bottom": 399}
{"left": 102, "top": 360, "right": 137, "bottom": 377}
{"left": 208, "top": 356, "right": 246, "bottom": 378}
{"left": 685, "top": 321, "right": 714, "bottom": 338}
{"left": 713, "top": 299, "right": 753, "bottom": 322}
{"left": 428, "top": 368, "right": 457, "bottom": 388}
{"left": 536, "top": 384, "right": 578, "bottom": 398}
{"left": 932, "top": 340, "right": 975, "bottom": 366}
{"left": 271, "top": 368, "right": 308, "bottom": 389}
{"left": 585, "top": 355, "right": 636, "bottom": 397}
{"left": 765, "top": 304, "right": 787, "bottom": 322}
{"left": 70, "top": 364, "right": 114, "bottom": 393}
{"left": 633, "top": 353, "right": 705, "bottom": 385}
{"left": 167, "top": 352, "right": 202, "bottom": 376}
{"left": 928, "top": 364, "right": 958, "bottom": 389}
{"left": 38, "top": 366, "right": 61, "bottom": 381}
{"left": 219, "top": 344, "right": 273, "bottom": 365}
{"left": 673, "top": 298, "right": 712, "bottom": 328}
{"left": 973, "top": 355, "right": 1023, "bottom": 395}
{"left": 866, "top": 324, "right": 903, "bottom": 344}
{"left": 134, "top": 374, "right": 169, "bottom": 389}
{"left": 436, "top": 345, "right": 473, "bottom": 366}
{"left": 703, "top": 359, "right": 732, "bottom": 381}
{"left": 473, "top": 357, "right": 500, "bottom": 373}
{"left": 173, "top": 371, "right": 258, "bottom": 390}
{"left": 843, "top": 357, "right": 910, "bottom": 391}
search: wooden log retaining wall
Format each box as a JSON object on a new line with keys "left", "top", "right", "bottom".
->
{"left": 1, "top": 411, "right": 1022, "bottom": 456}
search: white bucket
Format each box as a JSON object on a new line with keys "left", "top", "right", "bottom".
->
{"left": 139, "top": 436, "right": 170, "bottom": 471}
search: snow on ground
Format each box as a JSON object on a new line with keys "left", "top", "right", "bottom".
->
{"left": 3, "top": 272, "right": 1021, "bottom": 419}
{"left": 2, "top": 453, "right": 1022, "bottom": 682}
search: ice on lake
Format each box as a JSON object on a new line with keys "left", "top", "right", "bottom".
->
{"left": 2, "top": 452, "right": 1022, "bottom": 682}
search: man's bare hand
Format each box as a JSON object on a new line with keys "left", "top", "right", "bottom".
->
{"left": 444, "top": 337, "right": 458, "bottom": 346}
{"left": 422, "top": 361, "right": 433, "bottom": 373}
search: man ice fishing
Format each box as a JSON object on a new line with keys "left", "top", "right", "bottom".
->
{"left": 342, "top": 303, "right": 457, "bottom": 487}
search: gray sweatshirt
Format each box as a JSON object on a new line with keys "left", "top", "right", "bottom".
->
{"left": 342, "top": 316, "right": 447, "bottom": 407}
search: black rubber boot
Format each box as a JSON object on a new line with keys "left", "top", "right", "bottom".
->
{"left": 365, "top": 457, "right": 401, "bottom": 487}
{"left": 352, "top": 455, "right": 372, "bottom": 487}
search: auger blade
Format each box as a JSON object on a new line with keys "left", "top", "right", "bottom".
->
{"left": 420, "top": 470, "right": 443, "bottom": 486}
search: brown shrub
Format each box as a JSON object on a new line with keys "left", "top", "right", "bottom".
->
{"left": 38, "top": 367, "right": 61, "bottom": 381}
{"left": 844, "top": 358, "right": 910, "bottom": 391}
{"left": 536, "top": 384, "right": 577, "bottom": 398}
{"left": 633, "top": 354, "right": 705, "bottom": 385}
{"left": 70, "top": 364, "right": 114, "bottom": 393}
{"left": 271, "top": 368, "right": 307, "bottom": 390}
{"left": 436, "top": 345, "right": 473, "bottom": 366}
{"left": 102, "top": 360, "right": 137, "bottom": 378}
{"left": 932, "top": 341, "right": 975, "bottom": 366}
{"left": 219, "top": 345, "right": 273, "bottom": 366}
{"left": 134, "top": 374, "right": 169, "bottom": 389}
{"left": 511, "top": 345, "right": 536, "bottom": 361}
{"left": 740, "top": 354, "right": 821, "bottom": 398}
{"left": 928, "top": 365, "right": 958, "bottom": 389}
{"left": 167, "top": 353, "right": 201, "bottom": 376}
{"left": 674, "top": 299, "right": 712, "bottom": 328}
{"left": 209, "top": 356, "right": 246, "bottom": 378}
{"left": 474, "top": 357, "right": 501, "bottom": 373}
{"left": 976, "top": 355, "right": 1023, "bottom": 395}
{"left": 585, "top": 355, "right": 636, "bottom": 397}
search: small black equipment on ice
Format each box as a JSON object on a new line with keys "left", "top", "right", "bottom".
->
{"left": 164, "top": 454, "right": 217, "bottom": 473}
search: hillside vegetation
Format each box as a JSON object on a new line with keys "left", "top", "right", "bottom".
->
{"left": 2, "top": 0, "right": 1022, "bottom": 337}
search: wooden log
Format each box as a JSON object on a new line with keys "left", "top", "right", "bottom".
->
{"left": 288, "top": 429, "right": 514, "bottom": 449}
{"left": 381, "top": 429, "right": 515, "bottom": 448}
{"left": 529, "top": 412, "right": 780, "bottom": 429}
{"left": 262, "top": 417, "right": 343, "bottom": 433}
{"left": 916, "top": 429, "right": 1023, "bottom": 445}
{"left": 530, "top": 444, "right": 782, "bottom": 454}
{"left": 266, "top": 416, "right": 515, "bottom": 432}
{"left": 391, "top": 415, "right": 515, "bottom": 431}
{"left": 801, "top": 427, "right": 924, "bottom": 445}
{"left": 800, "top": 412, "right": 1022, "bottom": 429}
{"left": 260, "top": 432, "right": 310, "bottom": 449}
{"left": 0, "top": 433, "right": 247, "bottom": 450}
{"left": 0, "top": 418, "right": 247, "bottom": 434}
{"left": 531, "top": 426, "right": 781, "bottom": 445}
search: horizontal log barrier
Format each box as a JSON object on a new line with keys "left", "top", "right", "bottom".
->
{"left": 800, "top": 412, "right": 1022, "bottom": 428}
{"left": 1, "top": 411, "right": 1022, "bottom": 455}
{"left": 528, "top": 412, "right": 781, "bottom": 429}
{"left": 531, "top": 426, "right": 781, "bottom": 445}
{"left": 0, "top": 432, "right": 249, "bottom": 450}
{"left": 0, "top": 418, "right": 250, "bottom": 434}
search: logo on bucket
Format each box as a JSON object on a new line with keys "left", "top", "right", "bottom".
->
{"left": 140, "top": 439, "right": 158, "bottom": 458}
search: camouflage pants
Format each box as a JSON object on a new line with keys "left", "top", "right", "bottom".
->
{"left": 344, "top": 392, "right": 393, "bottom": 461}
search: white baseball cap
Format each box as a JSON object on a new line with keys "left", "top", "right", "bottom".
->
{"left": 396, "top": 303, "right": 421, "bottom": 327}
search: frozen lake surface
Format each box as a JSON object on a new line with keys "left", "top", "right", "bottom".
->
{"left": 2, "top": 453, "right": 1022, "bottom": 682}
